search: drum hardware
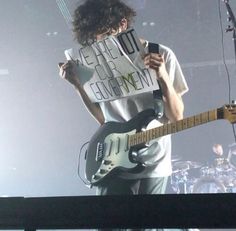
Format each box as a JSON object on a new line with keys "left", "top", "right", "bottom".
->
{"left": 171, "top": 169, "right": 189, "bottom": 194}
{"left": 171, "top": 159, "right": 236, "bottom": 194}
{"left": 170, "top": 142, "right": 236, "bottom": 194}
{"left": 214, "top": 158, "right": 233, "bottom": 172}
{"left": 227, "top": 143, "right": 236, "bottom": 168}
{"left": 172, "top": 161, "right": 190, "bottom": 173}
{"left": 226, "top": 183, "right": 235, "bottom": 193}
{"left": 200, "top": 166, "right": 216, "bottom": 177}
{"left": 192, "top": 163, "right": 236, "bottom": 193}
{"left": 192, "top": 177, "right": 226, "bottom": 193}
{"left": 173, "top": 161, "right": 203, "bottom": 172}
{"left": 171, "top": 161, "right": 202, "bottom": 194}
{"left": 228, "top": 142, "right": 236, "bottom": 155}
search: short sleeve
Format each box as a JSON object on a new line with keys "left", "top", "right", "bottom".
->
{"left": 160, "top": 44, "right": 189, "bottom": 96}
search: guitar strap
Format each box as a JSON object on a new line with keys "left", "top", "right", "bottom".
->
{"left": 148, "top": 42, "right": 164, "bottom": 119}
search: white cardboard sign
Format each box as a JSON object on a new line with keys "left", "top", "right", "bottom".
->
{"left": 65, "top": 28, "right": 159, "bottom": 102}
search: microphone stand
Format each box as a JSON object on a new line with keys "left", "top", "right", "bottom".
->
{"left": 223, "top": 0, "right": 236, "bottom": 143}
{"left": 223, "top": 0, "right": 236, "bottom": 63}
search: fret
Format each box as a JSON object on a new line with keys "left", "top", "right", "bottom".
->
{"left": 194, "top": 114, "right": 201, "bottom": 126}
{"left": 208, "top": 109, "right": 217, "bottom": 121}
{"left": 163, "top": 124, "right": 168, "bottom": 135}
{"left": 129, "top": 109, "right": 219, "bottom": 148}
{"left": 133, "top": 135, "right": 136, "bottom": 145}
{"left": 146, "top": 130, "right": 149, "bottom": 141}
{"left": 145, "top": 130, "right": 149, "bottom": 143}
{"left": 141, "top": 132, "right": 145, "bottom": 143}
{"left": 171, "top": 123, "right": 177, "bottom": 133}
{"left": 168, "top": 123, "right": 172, "bottom": 135}
{"left": 133, "top": 134, "right": 137, "bottom": 145}
{"left": 150, "top": 128, "right": 154, "bottom": 140}
{"left": 142, "top": 131, "right": 147, "bottom": 143}
{"left": 137, "top": 132, "right": 141, "bottom": 144}
{"left": 187, "top": 116, "right": 195, "bottom": 128}
{"left": 140, "top": 133, "right": 143, "bottom": 143}
{"left": 159, "top": 126, "right": 163, "bottom": 137}
{"left": 200, "top": 112, "right": 209, "bottom": 123}
{"left": 139, "top": 133, "right": 142, "bottom": 144}
{"left": 143, "top": 130, "right": 147, "bottom": 143}
{"left": 177, "top": 120, "right": 183, "bottom": 131}
{"left": 147, "top": 130, "right": 152, "bottom": 141}
{"left": 182, "top": 118, "right": 188, "bottom": 129}
{"left": 150, "top": 129, "right": 154, "bottom": 140}
{"left": 156, "top": 127, "right": 160, "bottom": 138}
{"left": 155, "top": 127, "right": 160, "bottom": 138}
{"left": 151, "top": 128, "right": 156, "bottom": 140}
{"left": 167, "top": 123, "right": 170, "bottom": 135}
{"left": 145, "top": 131, "right": 149, "bottom": 143}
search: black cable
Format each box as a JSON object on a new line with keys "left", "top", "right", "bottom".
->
{"left": 77, "top": 141, "right": 91, "bottom": 187}
{"left": 218, "top": 0, "right": 232, "bottom": 104}
{"left": 232, "top": 122, "right": 236, "bottom": 142}
{"left": 218, "top": 0, "right": 236, "bottom": 142}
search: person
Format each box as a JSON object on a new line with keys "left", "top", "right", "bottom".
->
{"left": 206, "top": 143, "right": 225, "bottom": 167}
{"left": 59, "top": 0, "right": 188, "bottom": 195}
{"left": 59, "top": 0, "right": 189, "bottom": 228}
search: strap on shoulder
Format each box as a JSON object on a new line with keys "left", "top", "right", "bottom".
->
{"left": 148, "top": 42, "right": 163, "bottom": 119}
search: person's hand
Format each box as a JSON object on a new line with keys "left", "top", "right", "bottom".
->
{"left": 143, "top": 53, "right": 168, "bottom": 80}
{"left": 58, "top": 60, "right": 79, "bottom": 86}
{"left": 132, "top": 139, "right": 165, "bottom": 167}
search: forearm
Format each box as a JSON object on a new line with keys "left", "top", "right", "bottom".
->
{"left": 144, "top": 53, "right": 185, "bottom": 122}
{"left": 59, "top": 61, "right": 105, "bottom": 125}
{"left": 159, "top": 77, "right": 184, "bottom": 122}
{"left": 75, "top": 84, "right": 105, "bottom": 125}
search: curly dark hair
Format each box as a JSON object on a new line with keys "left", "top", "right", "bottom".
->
{"left": 72, "top": 0, "right": 136, "bottom": 46}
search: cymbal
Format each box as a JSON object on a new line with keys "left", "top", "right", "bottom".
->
{"left": 171, "top": 155, "right": 182, "bottom": 162}
{"left": 185, "top": 161, "right": 203, "bottom": 168}
{"left": 229, "top": 143, "right": 236, "bottom": 155}
{"left": 172, "top": 161, "right": 190, "bottom": 173}
{"left": 172, "top": 161, "right": 202, "bottom": 173}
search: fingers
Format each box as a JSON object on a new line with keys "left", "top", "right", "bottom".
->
{"left": 58, "top": 61, "right": 72, "bottom": 69}
{"left": 144, "top": 53, "right": 168, "bottom": 80}
{"left": 58, "top": 61, "right": 79, "bottom": 85}
{"left": 58, "top": 61, "right": 71, "bottom": 79}
{"left": 143, "top": 53, "right": 164, "bottom": 69}
{"left": 58, "top": 62, "right": 64, "bottom": 68}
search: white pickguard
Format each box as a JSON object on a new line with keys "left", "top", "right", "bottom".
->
{"left": 91, "top": 129, "right": 137, "bottom": 182}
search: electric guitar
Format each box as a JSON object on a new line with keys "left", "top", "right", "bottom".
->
{"left": 85, "top": 104, "right": 236, "bottom": 185}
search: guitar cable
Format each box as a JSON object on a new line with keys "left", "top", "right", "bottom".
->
{"left": 77, "top": 141, "right": 92, "bottom": 187}
{"left": 218, "top": 0, "right": 236, "bottom": 142}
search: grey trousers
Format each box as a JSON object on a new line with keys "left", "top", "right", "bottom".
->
{"left": 96, "top": 176, "right": 168, "bottom": 195}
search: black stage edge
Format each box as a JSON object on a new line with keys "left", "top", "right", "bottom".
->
{"left": 0, "top": 194, "right": 236, "bottom": 230}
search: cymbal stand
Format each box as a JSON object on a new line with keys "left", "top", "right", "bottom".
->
{"left": 171, "top": 170, "right": 189, "bottom": 194}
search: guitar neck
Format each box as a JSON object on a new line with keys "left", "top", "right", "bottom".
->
{"left": 129, "top": 107, "right": 223, "bottom": 147}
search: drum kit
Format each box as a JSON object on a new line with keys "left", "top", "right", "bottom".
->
{"left": 171, "top": 145, "right": 236, "bottom": 194}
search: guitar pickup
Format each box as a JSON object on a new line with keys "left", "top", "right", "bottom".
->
{"left": 95, "top": 142, "right": 105, "bottom": 162}
{"left": 99, "top": 169, "right": 108, "bottom": 174}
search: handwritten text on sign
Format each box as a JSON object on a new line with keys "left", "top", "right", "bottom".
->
{"left": 65, "top": 28, "right": 159, "bottom": 102}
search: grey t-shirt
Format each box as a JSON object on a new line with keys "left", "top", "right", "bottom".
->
{"left": 98, "top": 43, "right": 188, "bottom": 179}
